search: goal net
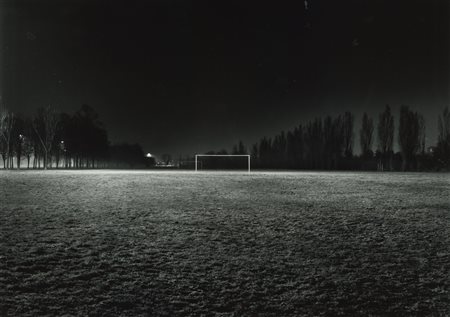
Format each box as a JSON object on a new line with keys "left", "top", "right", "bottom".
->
{"left": 195, "top": 154, "right": 251, "bottom": 173}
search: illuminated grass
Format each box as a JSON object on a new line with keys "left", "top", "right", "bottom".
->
{"left": 1, "top": 170, "right": 449, "bottom": 316}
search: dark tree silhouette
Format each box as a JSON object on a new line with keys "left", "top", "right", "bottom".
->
{"left": 304, "top": 118, "right": 324, "bottom": 169}
{"left": 0, "top": 108, "right": 8, "bottom": 168}
{"left": 0, "top": 105, "right": 154, "bottom": 169}
{"left": 418, "top": 114, "right": 426, "bottom": 154}
{"left": 360, "top": 112, "right": 374, "bottom": 159}
{"left": 377, "top": 105, "right": 395, "bottom": 171}
{"left": 258, "top": 137, "right": 272, "bottom": 168}
{"left": 323, "top": 116, "right": 335, "bottom": 169}
{"left": 398, "top": 105, "right": 422, "bottom": 171}
{"left": 0, "top": 108, "right": 15, "bottom": 169}
{"left": 436, "top": 106, "right": 450, "bottom": 168}
{"left": 286, "top": 130, "right": 296, "bottom": 168}
{"left": 71, "top": 105, "right": 109, "bottom": 168}
{"left": 251, "top": 143, "right": 259, "bottom": 166}
{"left": 343, "top": 112, "right": 354, "bottom": 159}
{"left": 11, "top": 115, "right": 25, "bottom": 169}
{"left": 324, "top": 115, "right": 346, "bottom": 169}
{"left": 272, "top": 132, "right": 287, "bottom": 168}
{"left": 33, "top": 106, "right": 59, "bottom": 169}
{"left": 21, "top": 133, "right": 34, "bottom": 169}
{"left": 286, "top": 126, "right": 304, "bottom": 169}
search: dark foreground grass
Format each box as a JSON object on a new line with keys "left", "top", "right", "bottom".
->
{"left": 1, "top": 170, "right": 449, "bottom": 316}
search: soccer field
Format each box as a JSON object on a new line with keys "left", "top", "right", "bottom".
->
{"left": 1, "top": 170, "right": 449, "bottom": 316}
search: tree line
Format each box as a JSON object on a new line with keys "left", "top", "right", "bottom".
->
{"left": 212, "top": 105, "right": 449, "bottom": 171}
{"left": 0, "top": 105, "right": 150, "bottom": 169}
{"left": 3, "top": 104, "right": 449, "bottom": 171}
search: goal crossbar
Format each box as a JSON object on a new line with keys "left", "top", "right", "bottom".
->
{"left": 195, "top": 154, "right": 251, "bottom": 173}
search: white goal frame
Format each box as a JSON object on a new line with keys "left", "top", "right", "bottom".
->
{"left": 195, "top": 154, "right": 251, "bottom": 173}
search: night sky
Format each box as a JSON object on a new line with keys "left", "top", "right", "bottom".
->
{"left": 1, "top": 0, "right": 449, "bottom": 156}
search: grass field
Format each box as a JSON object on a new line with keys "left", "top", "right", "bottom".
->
{"left": 1, "top": 170, "right": 449, "bottom": 316}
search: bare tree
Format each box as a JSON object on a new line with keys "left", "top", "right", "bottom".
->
{"left": 0, "top": 107, "right": 15, "bottom": 169}
{"left": 11, "top": 115, "right": 26, "bottom": 169}
{"left": 377, "top": 105, "right": 394, "bottom": 170}
{"left": 251, "top": 143, "right": 259, "bottom": 166}
{"left": 360, "top": 112, "right": 374, "bottom": 158}
{"left": 437, "top": 106, "right": 450, "bottom": 168}
{"left": 0, "top": 108, "right": 6, "bottom": 168}
{"left": 33, "top": 106, "right": 59, "bottom": 169}
{"left": 21, "top": 135, "right": 34, "bottom": 169}
{"left": 418, "top": 114, "right": 426, "bottom": 154}
{"left": 438, "top": 107, "right": 450, "bottom": 143}
{"left": 398, "top": 105, "right": 421, "bottom": 171}
{"left": 343, "top": 111, "right": 354, "bottom": 158}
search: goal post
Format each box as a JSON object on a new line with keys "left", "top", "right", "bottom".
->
{"left": 195, "top": 154, "right": 251, "bottom": 173}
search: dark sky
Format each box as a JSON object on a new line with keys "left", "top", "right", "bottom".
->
{"left": 1, "top": 0, "right": 449, "bottom": 157}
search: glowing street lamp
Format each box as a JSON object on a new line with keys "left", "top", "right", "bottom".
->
{"left": 146, "top": 153, "right": 152, "bottom": 158}
{"left": 59, "top": 140, "right": 66, "bottom": 152}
